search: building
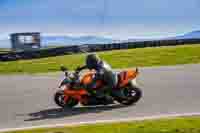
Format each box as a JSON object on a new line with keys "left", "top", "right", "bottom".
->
{"left": 10, "top": 32, "right": 41, "bottom": 51}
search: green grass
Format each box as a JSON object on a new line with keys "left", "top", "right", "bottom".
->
{"left": 0, "top": 44, "right": 200, "bottom": 74}
{"left": 3, "top": 116, "right": 200, "bottom": 133}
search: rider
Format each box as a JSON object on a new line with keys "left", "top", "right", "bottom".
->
{"left": 76, "top": 53, "right": 118, "bottom": 99}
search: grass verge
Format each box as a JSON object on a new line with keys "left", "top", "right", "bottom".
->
{"left": 3, "top": 116, "right": 200, "bottom": 133}
{"left": 0, "top": 44, "right": 200, "bottom": 74}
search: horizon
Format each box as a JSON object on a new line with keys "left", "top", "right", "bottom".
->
{"left": 0, "top": 29, "right": 200, "bottom": 48}
{"left": 0, "top": 30, "right": 199, "bottom": 41}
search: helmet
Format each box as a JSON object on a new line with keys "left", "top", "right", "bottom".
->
{"left": 86, "top": 53, "right": 101, "bottom": 69}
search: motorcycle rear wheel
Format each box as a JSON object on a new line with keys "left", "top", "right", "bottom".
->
{"left": 54, "top": 90, "right": 78, "bottom": 108}
{"left": 115, "top": 84, "right": 142, "bottom": 105}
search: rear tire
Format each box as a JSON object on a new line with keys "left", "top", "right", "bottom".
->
{"left": 54, "top": 90, "right": 78, "bottom": 108}
{"left": 115, "top": 85, "right": 142, "bottom": 105}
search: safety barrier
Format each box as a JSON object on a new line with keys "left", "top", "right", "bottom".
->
{"left": 1, "top": 38, "right": 200, "bottom": 61}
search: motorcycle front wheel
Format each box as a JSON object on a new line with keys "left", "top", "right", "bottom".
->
{"left": 54, "top": 90, "right": 79, "bottom": 108}
{"left": 115, "top": 84, "right": 142, "bottom": 105}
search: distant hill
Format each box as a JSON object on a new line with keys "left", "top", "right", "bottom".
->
{"left": 0, "top": 35, "right": 115, "bottom": 48}
{"left": 41, "top": 35, "right": 115, "bottom": 46}
{"left": 125, "top": 31, "right": 200, "bottom": 42}
{"left": 173, "top": 31, "right": 200, "bottom": 39}
{"left": 0, "top": 31, "right": 200, "bottom": 48}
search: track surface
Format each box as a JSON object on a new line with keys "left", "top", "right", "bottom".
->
{"left": 0, "top": 64, "right": 200, "bottom": 130}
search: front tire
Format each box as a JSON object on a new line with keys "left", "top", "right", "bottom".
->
{"left": 115, "top": 85, "right": 142, "bottom": 105}
{"left": 54, "top": 90, "right": 78, "bottom": 108}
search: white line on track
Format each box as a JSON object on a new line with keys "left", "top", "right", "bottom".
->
{"left": 0, "top": 112, "right": 200, "bottom": 132}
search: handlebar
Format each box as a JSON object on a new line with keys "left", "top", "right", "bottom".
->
{"left": 60, "top": 66, "right": 81, "bottom": 79}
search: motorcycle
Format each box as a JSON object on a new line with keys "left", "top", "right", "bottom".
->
{"left": 54, "top": 66, "right": 142, "bottom": 108}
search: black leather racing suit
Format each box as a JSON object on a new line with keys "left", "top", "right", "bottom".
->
{"left": 76, "top": 60, "right": 118, "bottom": 97}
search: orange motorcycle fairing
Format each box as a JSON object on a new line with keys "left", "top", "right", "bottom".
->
{"left": 63, "top": 88, "right": 89, "bottom": 104}
{"left": 118, "top": 68, "right": 139, "bottom": 87}
{"left": 81, "top": 72, "right": 104, "bottom": 89}
{"left": 62, "top": 71, "right": 105, "bottom": 105}
{"left": 81, "top": 72, "right": 94, "bottom": 85}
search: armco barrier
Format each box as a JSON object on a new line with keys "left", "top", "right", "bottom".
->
{"left": 0, "top": 38, "right": 200, "bottom": 61}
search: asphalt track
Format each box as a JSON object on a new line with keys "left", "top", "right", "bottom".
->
{"left": 0, "top": 64, "right": 200, "bottom": 131}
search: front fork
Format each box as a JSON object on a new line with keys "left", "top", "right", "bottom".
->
{"left": 130, "top": 78, "right": 138, "bottom": 88}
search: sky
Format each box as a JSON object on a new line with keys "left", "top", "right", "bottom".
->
{"left": 0, "top": 0, "right": 200, "bottom": 39}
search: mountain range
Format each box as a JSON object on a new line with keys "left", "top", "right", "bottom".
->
{"left": 171, "top": 30, "right": 200, "bottom": 40}
{"left": 1, "top": 31, "right": 200, "bottom": 48}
